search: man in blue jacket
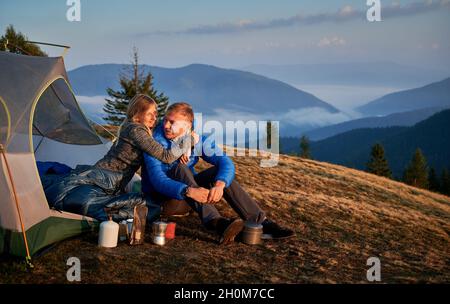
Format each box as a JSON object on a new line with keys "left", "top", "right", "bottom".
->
{"left": 142, "top": 103, "right": 294, "bottom": 244}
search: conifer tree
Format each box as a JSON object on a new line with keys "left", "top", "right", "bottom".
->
{"left": 403, "top": 148, "right": 429, "bottom": 189}
{"left": 0, "top": 25, "right": 47, "bottom": 56}
{"left": 366, "top": 143, "right": 392, "bottom": 178}
{"left": 428, "top": 167, "right": 440, "bottom": 192}
{"left": 441, "top": 168, "right": 450, "bottom": 196}
{"left": 104, "top": 47, "right": 168, "bottom": 126}
{"left": 299, "top": 135, "right": 311, "bottom": 159}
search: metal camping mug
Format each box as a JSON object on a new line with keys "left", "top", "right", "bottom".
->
{"left": 241, "top": 221, "right": 263, "bottom": 245}
{"left": 126, "top": 218, "right": 133, "bottom": 236}
{"left": 119, "top": 220, "right": 128, "bottom": 241}
{"left": 152, "top": 221, "right": 167, "bottom": 245}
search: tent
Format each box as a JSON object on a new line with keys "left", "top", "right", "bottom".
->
{"left": 0, "top": 51, "right": 111, "bottom": 259}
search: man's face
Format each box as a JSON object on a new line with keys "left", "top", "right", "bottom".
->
{"left": 163, "top": 112, "right": 192, "bottom": 139}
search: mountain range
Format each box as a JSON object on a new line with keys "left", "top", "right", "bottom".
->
{"left": 309, "top": 109, "right": 450, "bottom": 178}
{"left": 242, "top": 62, "right": 449, "bottom": 88}
{"left": 357, "top": 77, "right": 450, "bottom": 116}
{"left": 68, "top": 63, "right": 338, "bottom": 115}
{"left": 299, "top": 78, "right": 450, "bottom": 140}
{"left": 69, "top": 63, "right": 345, "bottom": 136}
{"left": 69, "top": 63, "right": 450, "bottom": 140}
{"left": 304, "top": 107, "right": 448, "bottom": 141}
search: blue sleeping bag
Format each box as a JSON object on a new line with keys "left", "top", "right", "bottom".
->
{"left": 37, "top": 161, "right": 72, "bottom": 176}
{"left": 38, "top": 162, "right": 160, "bottom": 222}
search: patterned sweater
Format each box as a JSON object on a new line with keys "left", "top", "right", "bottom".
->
{"left": 94, "top": 121, "right": 188, "bottom": 191}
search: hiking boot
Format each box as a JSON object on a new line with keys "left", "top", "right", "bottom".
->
{"left": 261, "top": 219, "right": 295, "bottom": 240}
{"left": 206, "top": 218, "right": 245, "bottom": 245}
{"left": 161, "top": 199, "right": 191, "bottom": 218}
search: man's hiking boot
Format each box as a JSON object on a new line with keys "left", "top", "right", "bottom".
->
{"left": 161, "top": 199, "right": 191, "bottom": 218}
{"left": 261, "top": 219, "right": 295, "bottom": 240}
{"left": 206, "top": 217, "right": 245, "bottom": 245}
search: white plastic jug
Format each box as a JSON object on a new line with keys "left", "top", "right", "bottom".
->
{"left": 98, "top": 217, "right": 119, "bottom": 248}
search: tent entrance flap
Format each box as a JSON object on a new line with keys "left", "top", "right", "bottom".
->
{"left": 32, "top": 78, "right": 101, "bottom": 146}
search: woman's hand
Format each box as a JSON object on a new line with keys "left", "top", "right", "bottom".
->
{"left": 191, "top": 131, "right": 200, "bottom": 145}
{"left": 180, "top": 153, "right": 190, "bottom": 164}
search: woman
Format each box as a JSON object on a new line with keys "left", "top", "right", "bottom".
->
{"left": 44, "top": 94, "right": 193, "bottom": 222}
{"left": 94, "top": 94, "right": 193, "bottom": 192}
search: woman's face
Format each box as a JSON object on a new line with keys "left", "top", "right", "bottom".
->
{"left": 135, "top": 104, "right": 157, "bottom": 128}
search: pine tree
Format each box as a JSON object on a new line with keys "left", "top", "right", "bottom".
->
{"left": 428, "top": 167, "right": 440, "bottom": 192}
{"left": 0, "top": 25, "right": 47, "bottom": 56}
{"left": 264, "top": 121, "right": 279, "bottom": 151}
{"left": 103, "top": 47, "right": 169, "bottom": 126}
{"left": 403, "top": 148, "right": 429, "bottom": 189}
{"left": 366, "top": 143, "right": 392, "bottom": 178}
{"left": 266, "top": 121, "right": 272, "bottom": 148}
{"left": 299, "top": 135, "right": 311, "bottom": 159}
{"left": 441, "top": 168, "right": 450, "bottom": 196}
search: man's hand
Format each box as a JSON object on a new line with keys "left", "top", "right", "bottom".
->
{"left": 186, "top": 187, "right": 209, "bottom": 203}
{"left": 207, "top": 181, "right": 226, "bottom": 203}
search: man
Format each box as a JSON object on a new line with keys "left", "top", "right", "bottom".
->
{"left": 141, "top": 102, "right": 294, "bottom": 244}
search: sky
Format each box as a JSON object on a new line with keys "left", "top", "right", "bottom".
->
{"left": 1, "top": 0, "right": 450, "bottom": 71}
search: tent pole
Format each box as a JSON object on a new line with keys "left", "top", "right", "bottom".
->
{"left": 61, "top": 47, "right": 69, "bottom": 58}
{"left": 26, "top": 41, "right": 71, "bottom": 57}
{"left": 88, "top": 119, "right": 118, "bottom": 142}
{"left": 0, "top": 144, "right": 34, "bottom": 268}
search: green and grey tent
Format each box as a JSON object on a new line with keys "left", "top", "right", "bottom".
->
{"left": 0, "top": 51, "right": 110, "bottom": 258}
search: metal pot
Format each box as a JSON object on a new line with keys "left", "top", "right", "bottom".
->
{"left": 152, "top": 221, "right": 167, "bottom": 245}
{"left": 241, "top": 222, "right": 263, "bottom": 245}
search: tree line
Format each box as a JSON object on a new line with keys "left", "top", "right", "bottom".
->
{"left": 366, "top": 143, "right": 450, "bottom": 195}
{"left": 297, "top": 136, "right": 449, "bottom": 196}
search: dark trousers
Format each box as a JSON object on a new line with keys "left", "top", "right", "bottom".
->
{"left": 160, "top": 164, "right": 266, "bottom": 226}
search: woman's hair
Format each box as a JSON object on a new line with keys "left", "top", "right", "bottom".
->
{"left": 166, "top": 102, "right": 194, "bottom": 123}
{"left": 116, "top": 94, "right": 157, "bottom": 140}
{"left": 126, "top": 94, "right": 157, "bottom": 123}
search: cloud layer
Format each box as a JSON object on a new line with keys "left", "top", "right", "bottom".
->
{"left": 202, "top": 107, "right": 355, "bottom": 133}
{"left": 76, "top": 95, "right": 356, "bottom": 136}
{"left": 141, "top": 0, "right": 450, "bottom": 36}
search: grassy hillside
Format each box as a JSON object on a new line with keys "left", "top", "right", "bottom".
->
{"left": 1, "top": 153, "right": 449, "bottom": 283}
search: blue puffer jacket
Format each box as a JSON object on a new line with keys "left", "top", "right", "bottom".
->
{"left": 142, "top": 123, "right": 235, "bottom": 200}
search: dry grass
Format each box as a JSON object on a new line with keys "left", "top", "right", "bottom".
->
{"left": 1, "top": 152, "right": 449, "bottom": 283}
